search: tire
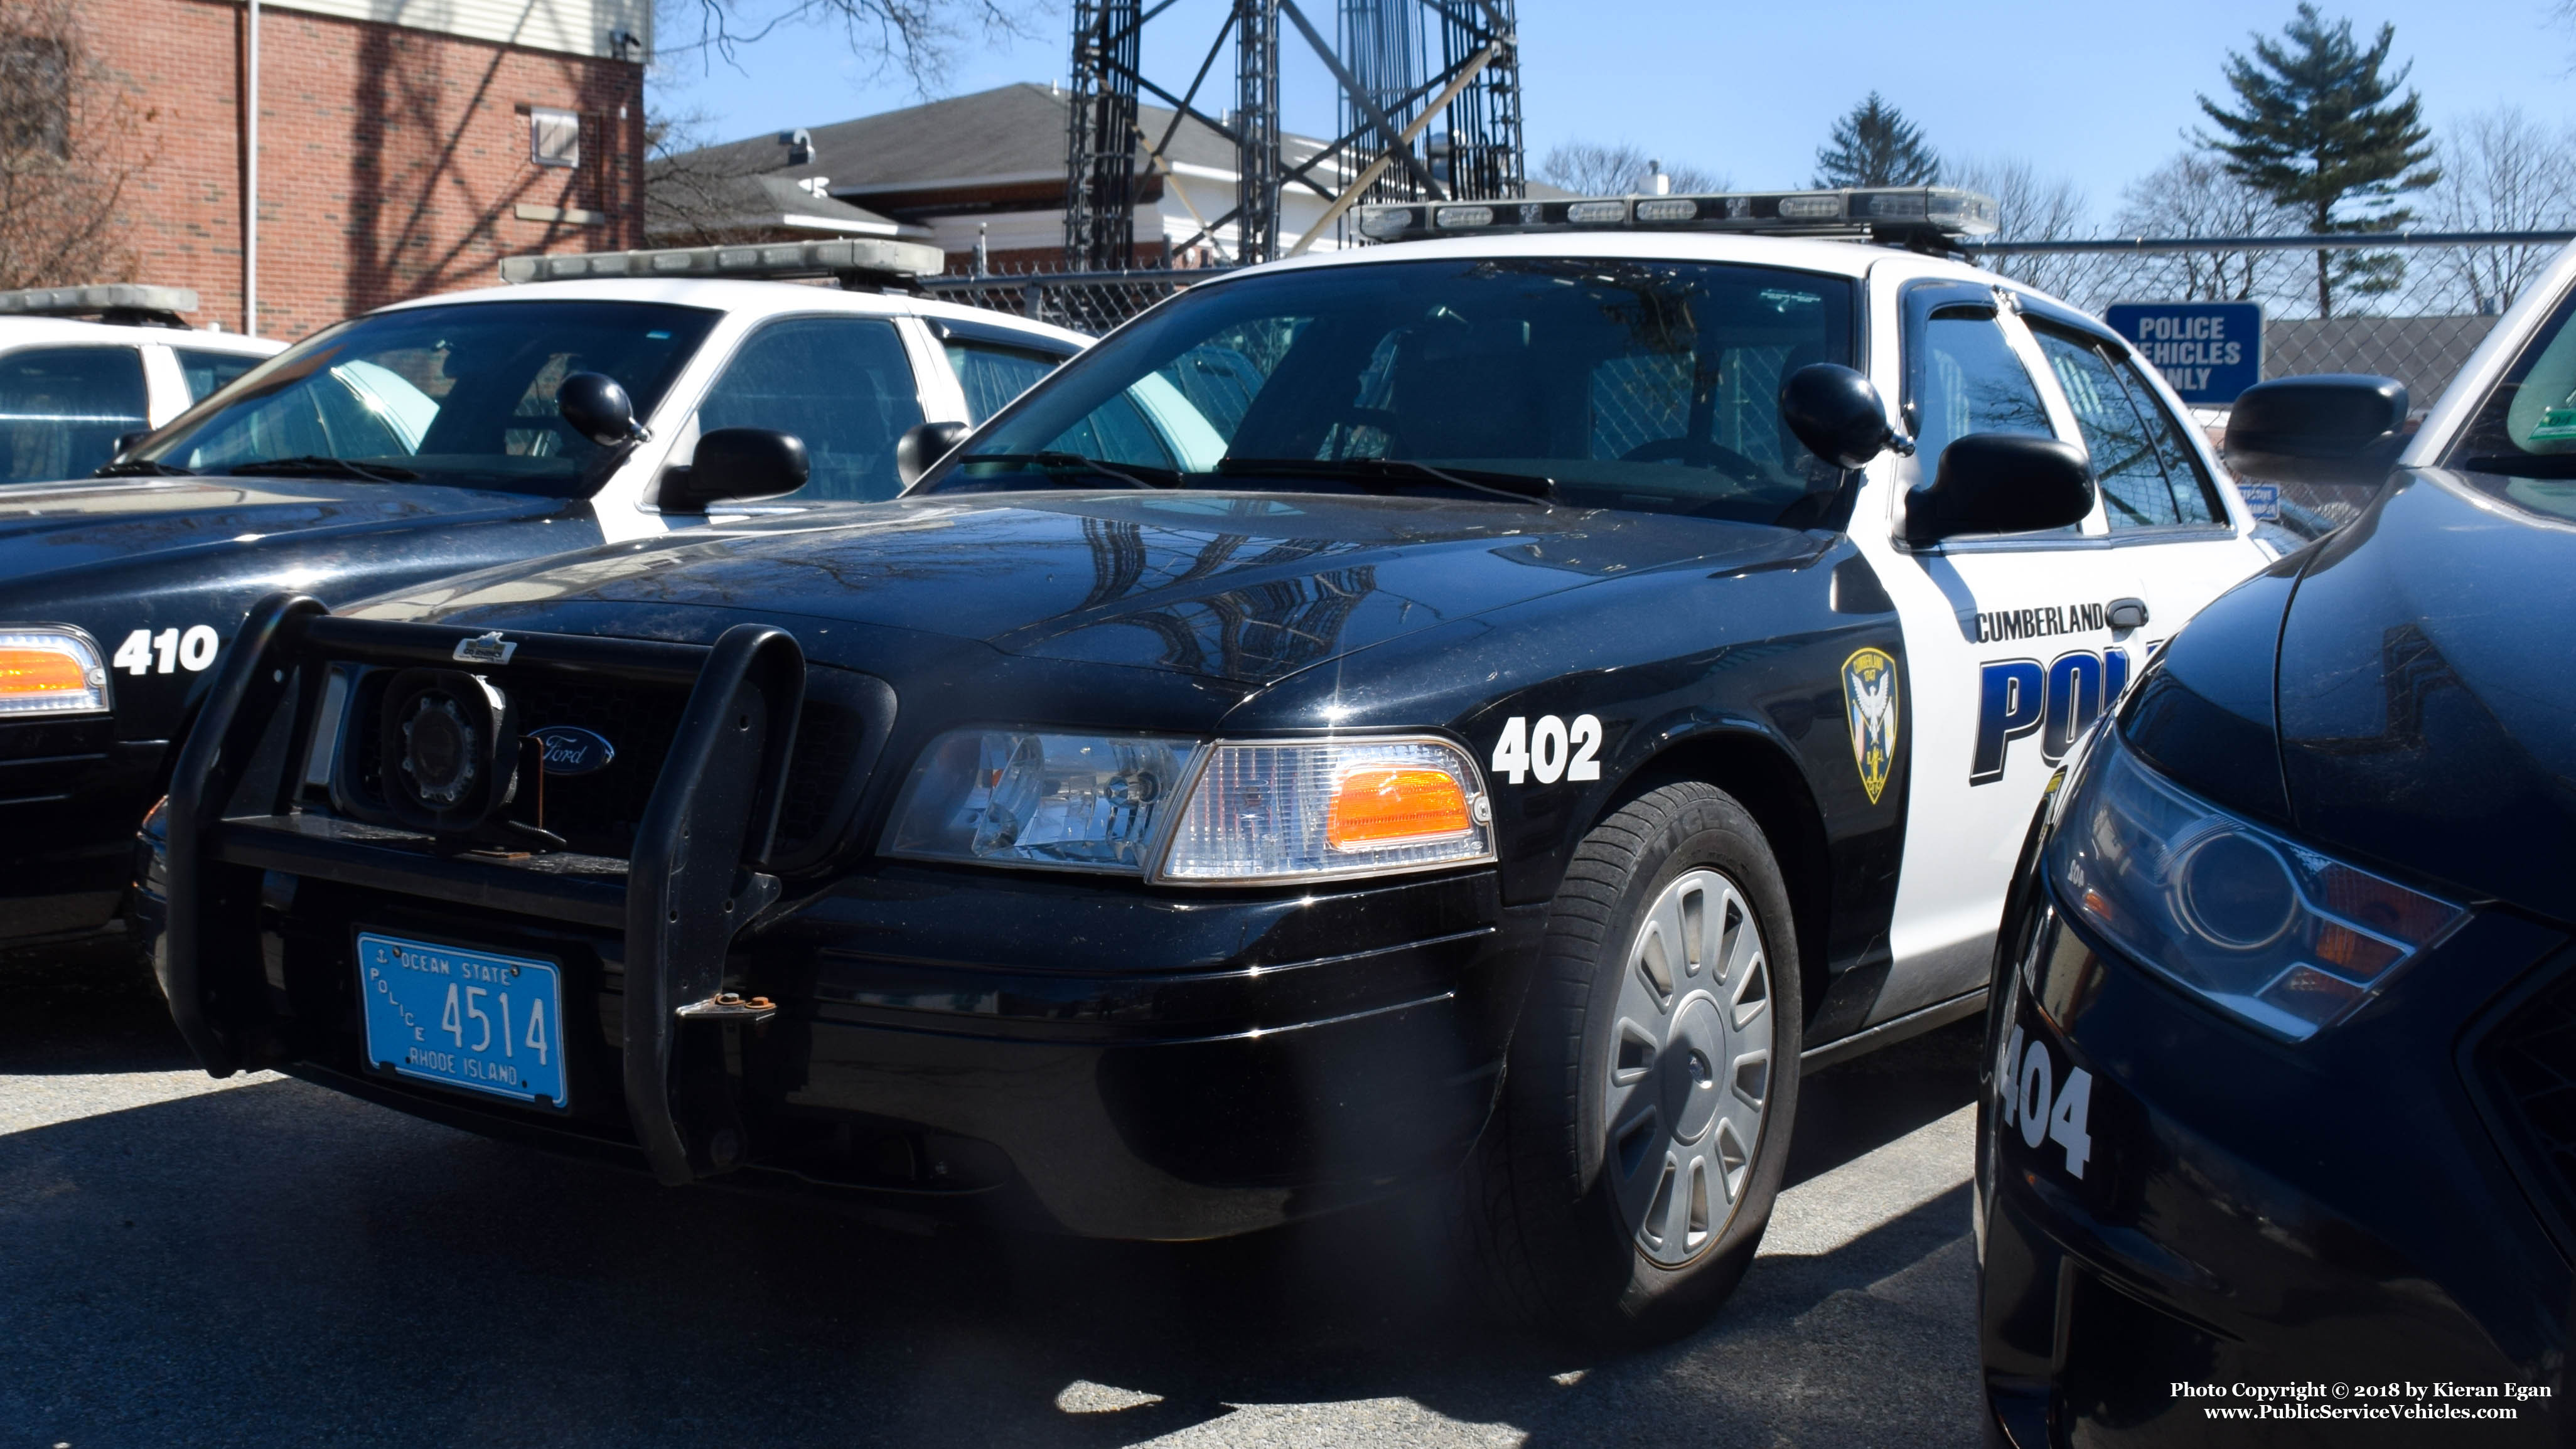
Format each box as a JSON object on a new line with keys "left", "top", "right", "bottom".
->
{"left": 1457, "top": 779, "right": 1803, "bottom": 1344}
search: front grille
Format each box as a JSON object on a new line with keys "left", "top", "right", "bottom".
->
{"left": 2481, "top": 965, "right": 2576, "bottom": 1251}
{"left": 339, "top": 663, "right": 886, "bottom": 867}
{"left": 507, "top": 676, "right": 692, "bottom": 857}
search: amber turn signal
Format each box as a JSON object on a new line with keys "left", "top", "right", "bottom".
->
{"left": 0, "top": 646, "right": 90, "bottom": 697}
{"left": 1326, "top": 765, "right": 1472, "bottom": 852}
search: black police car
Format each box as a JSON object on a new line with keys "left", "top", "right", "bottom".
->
{"left": 147, "top": 191, "right": 2274, "bottom": 1342}
{"left": 1977, "top": 247, "right": 2576, "bottom": 1441}
{"left": 0, "top": 247, "right": 1080, "bottom": 947}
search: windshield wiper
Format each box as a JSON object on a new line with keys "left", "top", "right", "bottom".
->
{"left": 228, "top": 455, "right": 420, "bottom": 483}
{"left": 953, "top": 451, "right": 1175, "bottom": 489}
{"left": 1216, "top": 456, "right": 1555, "bottom": 503}
{"left": 93, "top": 458, "right": 197, "bottom": 478}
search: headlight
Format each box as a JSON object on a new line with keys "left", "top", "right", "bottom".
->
{"left": 2047, "top": 727, "right": 2463, "bottom": 1040}
{"left": 884, "top": 729, "right": 1202, "bottom": 874}
{"left": 0, "top": 628, "right": 110, "bottom": 716}
{"left": 882, "top": 729, "right": 1496, "bottom": 884}
{"left": 1159, "top": 736, "right": 1493, "bottom": 884}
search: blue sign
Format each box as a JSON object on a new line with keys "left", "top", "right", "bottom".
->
{"left": 2104, "top": 301, "right": 2263, "bottom": 405}
{"left": 2236, "top": 482, "right": 2281, "bottom": 521}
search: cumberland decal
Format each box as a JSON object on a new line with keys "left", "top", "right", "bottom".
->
{"left": 1974, "top": 601, "right": 2116, "bottom": 644}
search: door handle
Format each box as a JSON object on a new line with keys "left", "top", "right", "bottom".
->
{"left": 2106, "top": 597, "right": 2149, "bottom": 631}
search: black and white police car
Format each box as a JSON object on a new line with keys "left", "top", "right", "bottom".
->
{"left": 0, "top": 284, "right": 280, "bottom": 483}
{"left": 1978, "top": 244, "right": 2576, "bottom": 1442}
{"left": 148, "top": 188, "right": 2270, "bottom": 1341}
{"left": 0, "top": 240, "right": 1082, "bottom": 946}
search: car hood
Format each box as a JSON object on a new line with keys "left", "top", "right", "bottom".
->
{"left": 365, "top": 490, "right": 1811, "bottom": 687}
{"left": 0, "top": 475, "right": 563, "bottom": 588}
{"left": 2271, "top": 469, "right": 2576, "bottom": 918}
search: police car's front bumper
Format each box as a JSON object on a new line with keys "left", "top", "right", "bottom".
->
{"left": 1978, "top": 889, "right": 2572, "bottom": 1447}
{"left": 144, "top": 596, "right": 1538, "bottom": 1240}
{"left": 141, "top": 847, "right": 1533, "bottom": 1238}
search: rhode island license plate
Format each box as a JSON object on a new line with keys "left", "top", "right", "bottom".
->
{"left": 357, "top": 931, "right": 569, "bottom": 1109}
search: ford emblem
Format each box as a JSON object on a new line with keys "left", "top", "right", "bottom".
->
{"left": 529, "top": 725, "right": 616, "bottom": 776}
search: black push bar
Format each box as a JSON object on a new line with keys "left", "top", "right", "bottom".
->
{"left": 163, "top": 592, "right": 805, "bottom": 1185}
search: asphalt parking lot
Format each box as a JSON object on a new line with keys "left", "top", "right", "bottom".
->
{"left": 3, "top": 943, "right": 1985, "bottom": 1449}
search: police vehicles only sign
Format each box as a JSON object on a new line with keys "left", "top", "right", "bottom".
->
{"left": 2104, "top": 301, "right": 2262, "bottom": 405}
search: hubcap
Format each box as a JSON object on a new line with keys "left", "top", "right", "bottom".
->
{"left": 1601, "top": 867, "right": 1774, "bottom": 1266}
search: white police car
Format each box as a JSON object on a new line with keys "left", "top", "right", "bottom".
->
{"left": 147, "top": 189, "right": 2279, "bottom": 1342}
{"left": 0, "top": 284, "right": 281, "bottom": 484}
{"left": 0, "top": 240, "right": 1082, "bottom": 946}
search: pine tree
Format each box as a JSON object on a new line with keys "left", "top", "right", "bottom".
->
{"left": 1812, "top": 94, "right": 1940, "bottom": 190}
{"left": 2197, "top": 3, "right": 2439, "bottom": 318}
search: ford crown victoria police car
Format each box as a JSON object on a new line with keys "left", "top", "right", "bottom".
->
{"left": 148, "top": 189, "right": 2271, "bottom": 1341}
{"left": 0, "top": 241, "right": 1081, "bottom": 944}
{"left": 1977, "top": 242, "right": 2576, "bottom": 1444}
{"left": 0, "top": 284, "right": 279, "bottom": 483}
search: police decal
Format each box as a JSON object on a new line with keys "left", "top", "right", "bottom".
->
{"left": 1841, "top": 648, "right": 1899, "bottom": 805}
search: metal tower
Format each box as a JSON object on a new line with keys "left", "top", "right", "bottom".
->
{"left": 1061, "top": 0, "right": 1522, "bottom": 269}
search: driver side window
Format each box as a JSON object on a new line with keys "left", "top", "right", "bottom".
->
{"left": 1909, "top": 307, "right": 2054, "bottom": 466}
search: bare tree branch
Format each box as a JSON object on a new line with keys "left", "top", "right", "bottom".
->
{"left": 0, "top": 0, "right": 156, "bottom": 290}
{"left": 1948, "top": 156, "right": 2100, "bottom": 303}
{"left": 1536, "top": 140, "right": 1725, "bottom": 196}
{"left": 652, "top": 0, "right": 1043, "bottom": 94}
{"left": 2427, "top": 105, "right": 2576, "bottom": 311}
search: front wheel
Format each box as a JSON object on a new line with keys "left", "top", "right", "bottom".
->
{"left": 1458, "top": 780, "right": 1803, "bottom": 1343}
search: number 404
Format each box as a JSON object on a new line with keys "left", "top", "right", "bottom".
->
{"left": 1997, "top": 1024, "right": 2093, "bottom": 1179}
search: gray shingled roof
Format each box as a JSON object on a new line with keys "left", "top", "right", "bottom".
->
{"left": 644, "top": 170, "right": 920, "bottom": 242}
{"left": 666, "top": 82, "right": 1351, "bottom": 202}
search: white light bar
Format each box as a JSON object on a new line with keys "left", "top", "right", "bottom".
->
{"left": 1355, "top": 187, "right": 2002, "bottom": 247}
{"left": 499, "top": 237, "right": 946, "bottom": 286}
{"left": 0, "top": 283, "right": 199, "bottom": 318}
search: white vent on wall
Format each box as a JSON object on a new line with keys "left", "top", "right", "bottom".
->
{"left": 530, "top": 107, "right": 581, "bottom": 169}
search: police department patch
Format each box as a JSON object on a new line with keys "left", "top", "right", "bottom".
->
{"left": 1842, "top": 647, "right": 1899, "bottom": 805}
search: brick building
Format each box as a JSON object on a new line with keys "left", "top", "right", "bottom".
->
{"left": 75, "top": 0, "right": 647, "bottom": 340}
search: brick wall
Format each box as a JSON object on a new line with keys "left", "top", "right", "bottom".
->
{"left": 80, "top": 0, "right": 643, "bottom": 341}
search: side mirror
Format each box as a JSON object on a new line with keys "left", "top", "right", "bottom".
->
{"left": 2221, "top": 375, "right": 2408, "bottom": 488}
{"left": 896, "top": 420, "right": 973, "bottom": 487}
{"left": 659, "top": 428, "right": 809, "bottom": 512}
{"left": 1780, "top": 363, "right": 1904, "bottom": 469}
{"left": 557, "top": 372, "right": 640, "bottom": 447}
{"left": 1904, "top": 433, "right": 2096, "bottom": 547}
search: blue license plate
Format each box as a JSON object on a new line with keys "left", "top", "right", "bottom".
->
{"left": 357, "top": 931, "right": 569, "bottom": 1109}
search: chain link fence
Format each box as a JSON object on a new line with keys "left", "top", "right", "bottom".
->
{"left": 918, "top": 267, "right": 1213, "bottom": 335}
{"left": 1963, "top": 229, "right": 2573, "bottom": 410}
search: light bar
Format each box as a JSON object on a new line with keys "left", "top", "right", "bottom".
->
{"left": 1355, "top": 187, "right": 2001, "bottom": 247}
{"left": 0, "top": 283, "right": 198, "bottom": 318}
{"left": 498, "top": 237, "right": 946, "bottom": 286}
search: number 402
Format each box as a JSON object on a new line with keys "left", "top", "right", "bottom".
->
{"left": 1491, "top": 714, "right": 1603, "bottom": 786}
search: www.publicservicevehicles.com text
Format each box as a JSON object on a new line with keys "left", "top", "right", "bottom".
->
{"left": 2172, "top": 1381, "right": 2550, "bottom": 1424}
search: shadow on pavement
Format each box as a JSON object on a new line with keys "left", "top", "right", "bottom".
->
{"left": 0, "top": 954, "right": 1984, "bottom": 1448}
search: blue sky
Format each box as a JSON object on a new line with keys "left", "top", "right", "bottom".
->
{"left": 651, "top": 0, "right": 2575, "bottom": 218}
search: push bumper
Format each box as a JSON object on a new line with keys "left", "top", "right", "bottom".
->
{"left": 151, "top": 595, "right": 1536, "bottom": 1240}
{"left": 1977, "top": 894, "right": 2572, "bottom": 1447}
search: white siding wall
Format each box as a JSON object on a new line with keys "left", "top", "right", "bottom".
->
{"left": 244, "top": 0, "right": 649, "bottom": 60}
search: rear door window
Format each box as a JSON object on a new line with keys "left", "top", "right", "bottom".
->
{"left": 695, "top": 316, "right": 926, "bottom": 503}
{"left": 0, "top": 346, "right": 149, "bottom": 482}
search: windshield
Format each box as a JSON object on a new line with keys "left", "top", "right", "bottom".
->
{"left": 930, "top": 257, "right": 1857, "bottom": 525}
{"left": 132, "top": 301, "right": 720, "bottom": 496}
{"left": 2446, "top": 278, "right": 2576, "bottom": 483}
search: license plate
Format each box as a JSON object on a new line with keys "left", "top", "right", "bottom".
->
{"left": 357, "top": 931, "right": 568, "bottom": 1109}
